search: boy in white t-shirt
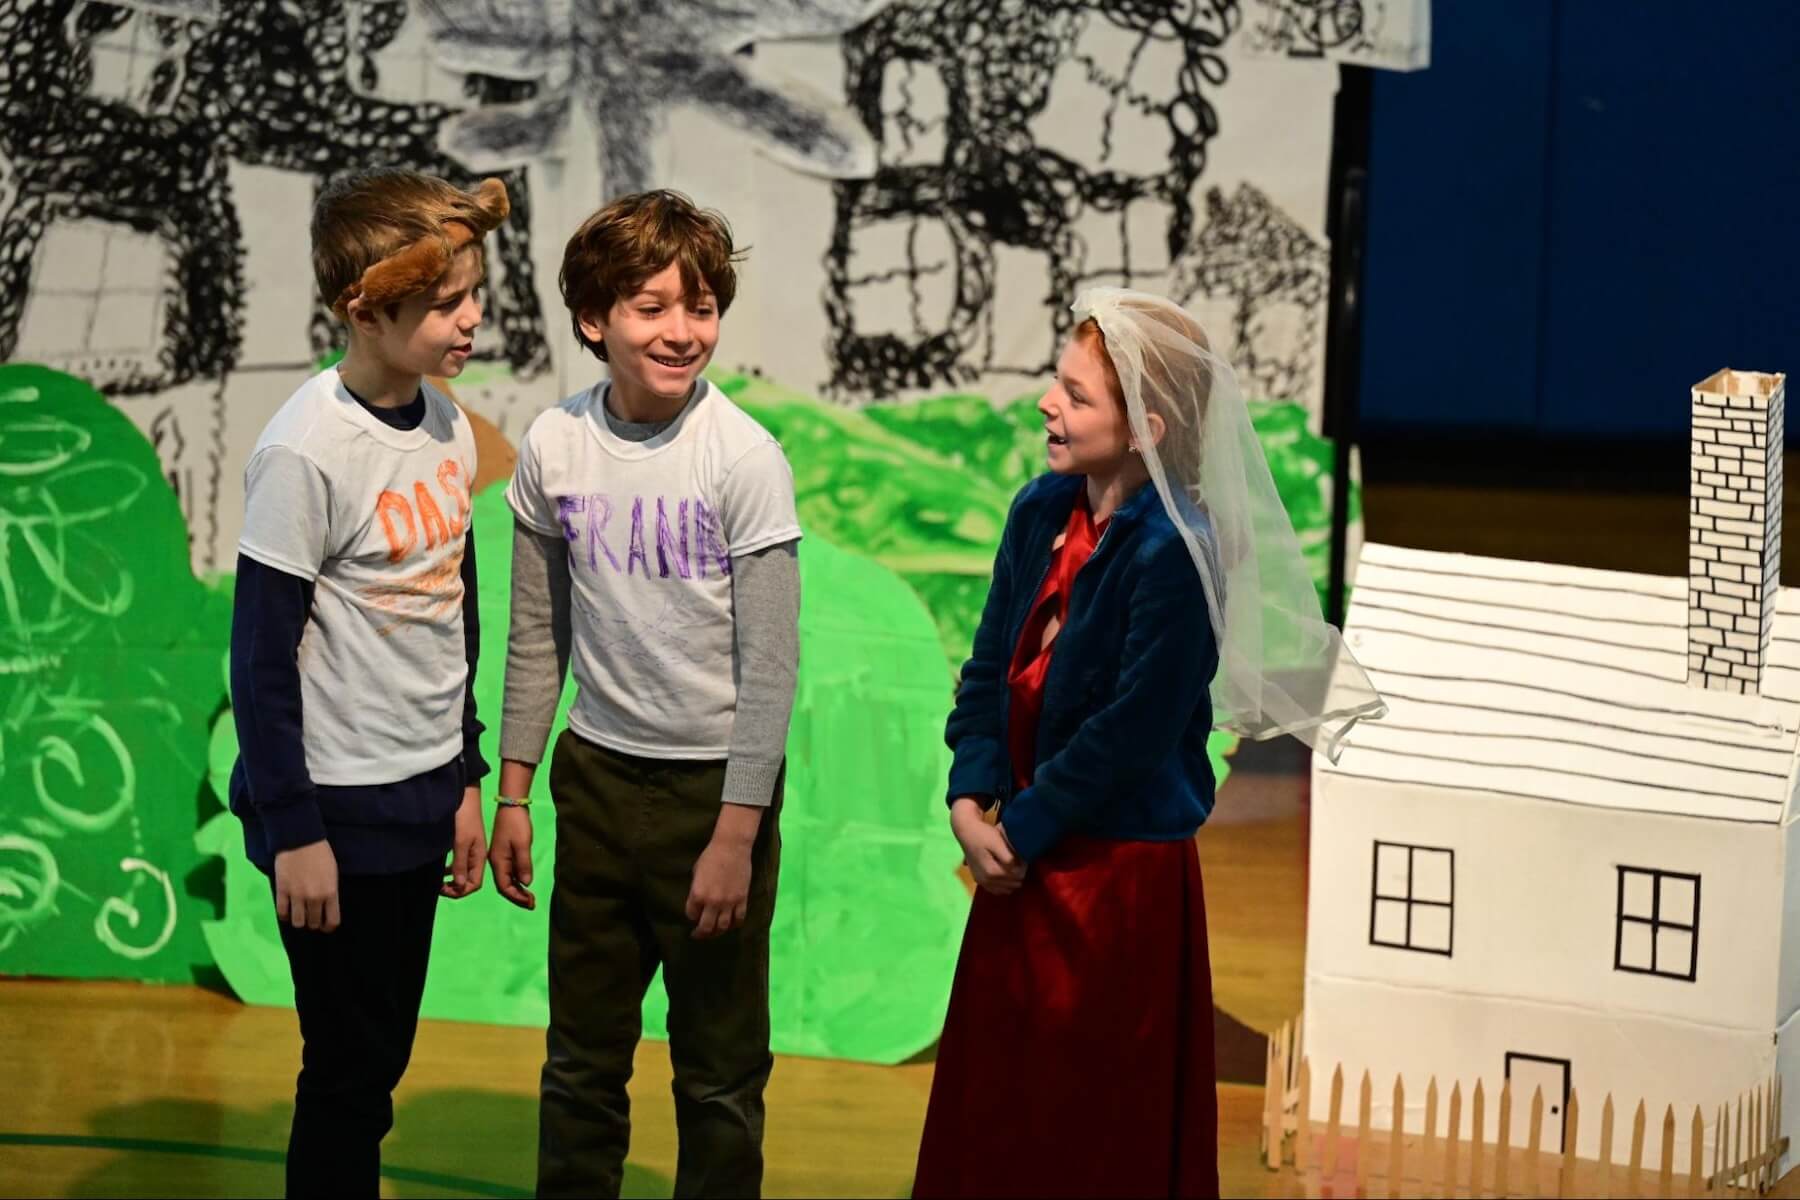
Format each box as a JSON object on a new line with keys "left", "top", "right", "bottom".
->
{"left": 489, "top": 191, "right": 801, "bottom": 1199}
{"left": 228, "top": 168, "right": 508, "bottom": 1196}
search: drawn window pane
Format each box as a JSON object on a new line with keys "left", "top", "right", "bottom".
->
{"left": 17, "top": 221, "right": 172, "bottom": 363}
{"left": 1412, "top": 848, "right": 1453, "bottom": 904}
{"left": 38, "top": 223, "right": 110, "bottom": 279}
{"left": 84, "top": 14, "right": 148, "bottom": 103}
{"left": 989, "top": 244, "right": 1059, "bottom": 370}
{"left": 90, "top": 292, "right": 162, "bottom": 354}
{"left": 1616, "top": 867, "right": 1700, "bottom": 982}
{"left": 878, "top": 61, "right": 948, "bottom": 168}
{"left": 1373, "top": 842, "right": 1410, "bottom": 898}
{"left": 79, "top": 8, "right": 196, "bottom": 112}
{"left": 1371, "top": 898, "right": 1408, "bottom": 946}
{"left": 89, "top": 44, "right": 141, "bottom": 101}
{"left": 1660, "top": 875, "right": 1697, "bottom": 926}
{"left": 1032, "top": 18, "right": 1181, "bottom": 178}
{"left": 14, "top": 296, "right": 99, "bottom": 357}
{"left": 1411, "top": 905, "right": 1452, "bottom": 954}
{"left": 1370, "top": 839, "right": 1454, "bottom": 957}
{"left": 105, "top": 229, "right": 173, "bottom": 282}
{"left": 1656, "top": 927, "right": 1695, "bottom": 977}
{"left": 844, "top": 216, "right": 959, "bottom": 342}
{"left": 1618, "top": 920, "right": 1655, "bottom": 972}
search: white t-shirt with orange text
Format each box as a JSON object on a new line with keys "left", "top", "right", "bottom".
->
{"left": 238, "top": 367, "right": 478, "bottom": 784}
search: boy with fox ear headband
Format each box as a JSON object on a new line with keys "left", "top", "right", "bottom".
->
{"left": 228, "top": 168, "right": 508, "bottom": 1197}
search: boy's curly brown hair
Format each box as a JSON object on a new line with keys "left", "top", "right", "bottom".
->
{"left": 560, "top": 190, "right": 743, "bottom": 361}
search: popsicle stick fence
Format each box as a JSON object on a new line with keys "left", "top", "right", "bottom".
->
{"left": 1261, "top": 1016, "right": 1789, "bottom": 1197}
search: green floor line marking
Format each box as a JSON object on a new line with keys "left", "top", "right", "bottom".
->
{"left": 0, "top": 1133, "right": 531, "bottom": 1198}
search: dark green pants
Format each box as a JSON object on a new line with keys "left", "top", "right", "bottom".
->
{"left": 538, "top": 730, "right": 781, "bottom": 1200}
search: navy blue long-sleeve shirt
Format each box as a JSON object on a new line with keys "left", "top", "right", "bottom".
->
{"left": 227, "top": 387, "right": 489, "bottom": 875}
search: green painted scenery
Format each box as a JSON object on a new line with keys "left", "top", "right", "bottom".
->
{"left": 0, "top": 366, "right": 229, "bottom": 983}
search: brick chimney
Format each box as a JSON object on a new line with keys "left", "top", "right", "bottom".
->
{"left": 1688, "top": 369, "right": 1786, "bottom": 693}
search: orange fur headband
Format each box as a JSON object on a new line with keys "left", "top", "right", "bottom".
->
{"left": 331, "top": 178, "right": 511, "bottom": 318}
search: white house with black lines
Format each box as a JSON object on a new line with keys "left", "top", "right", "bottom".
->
{"left": 1306, "top": 369, "right": 1798, "bottom": 1173}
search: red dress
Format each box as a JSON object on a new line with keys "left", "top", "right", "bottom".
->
{"left": 913, "top": 492, "right": 1221, "bottom": 1200}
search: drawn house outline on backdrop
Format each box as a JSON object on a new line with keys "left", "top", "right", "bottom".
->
{"left": 0, "top": 0, "right": 555, "bottom": 570}
{"left": 825, "top": 0, "right": 1245, "bottom": 399}
{"left": 0, "top": 0, "right": 552, "bottom": 389}
{"left": 1308, "top": 369, "right": 1800, "bottom": 1172}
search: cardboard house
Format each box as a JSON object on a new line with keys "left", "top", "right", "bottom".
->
{"left": 1307, "top": 369, "right": 1796, "bottom": 1171}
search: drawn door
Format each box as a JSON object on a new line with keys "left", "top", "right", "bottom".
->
{"left": 1506, "top": 1052, "right": 1572, "bottom": 1152}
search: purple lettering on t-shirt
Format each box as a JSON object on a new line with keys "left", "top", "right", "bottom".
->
{"left": 695, "top": 500, "right": 732, "bottom": 578}
{"left": 656, "top": 497, "right": 691, "bottom": 579}
{"left": 583, "top": 495, "right": 622, "bottom": 573}
{"left": 626, "top": 496, "right": 650, "bottom": 576}
{"left": 561, "top": 492, "right": 731, "bottom": 579}
{"left": 557, "top": 495, "right": 585, "bottom": 545}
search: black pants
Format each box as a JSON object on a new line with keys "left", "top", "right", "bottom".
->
{"left": 275, "top": 857, "right": 442, "bottom": 1198}
{"left": 538, "top": 731, "right": 782, "bottom": 1200}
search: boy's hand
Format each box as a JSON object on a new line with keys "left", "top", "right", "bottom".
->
{"left": 951, "top": 797, "right": 1027, "bottom": 895}
{"left": 274, "top": 840, "right": 341, "bottom": 932}
{"left": 488, "top": 804, "right": 535, "bottom": 910}
{"left": 442, "top": 786, "right": 487, "bottom": 899}
{"left": 687, "top": 837, "right": 753, "bottom": 940}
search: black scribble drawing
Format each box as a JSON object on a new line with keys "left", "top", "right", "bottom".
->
{"left": 0, "top": 0, "right": 556, "bottom": 569}
{"left": 823, "top": 1, "right": 1243, "bottom": 399}
{"left": 1244, "top": 0, "right": 1372, "bottom": 59}
{"left": 419, "top": 0, "right": 891, "bottom": 197}
{"left": 147, "top": 406, "right": 190, "bottom": 511}
{"left": 1174, "top": 183, "right": 1327, "bottom": 404}
{"left": 1242, "top": 0, "right": 1424, "bottom": 67}
{"left": 0, "top": 0, "right": 553, "bottom": 393}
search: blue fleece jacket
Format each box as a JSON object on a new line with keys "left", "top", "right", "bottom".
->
{"left": 944, "top": 471, "right": 1219, "bottom": 862}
